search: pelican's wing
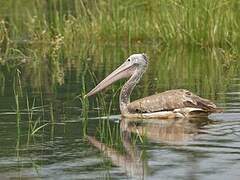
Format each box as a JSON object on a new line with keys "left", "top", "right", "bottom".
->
{"left": 127, "top": 89, "right": 219, "bottom": 113}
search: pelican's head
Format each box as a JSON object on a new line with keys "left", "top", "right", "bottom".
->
{"left": 85, "top": 53, "right": 148, "bottom": 97}
{"left": 127, "top": 53, "right": 148, "bottom": 67}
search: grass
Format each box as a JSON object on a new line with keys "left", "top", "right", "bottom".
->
{"left": 12, "top": 68, "right": 60, "bottom": 147}
{"left": 0, "top": 0, "right": 240, "bottom": 63}
{"left": 79, "top": 61, "right": 89, "bottom": 137}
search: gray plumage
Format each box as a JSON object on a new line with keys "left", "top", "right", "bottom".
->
{"left": 127, "top": 89, "right": 218, "bottom": 114}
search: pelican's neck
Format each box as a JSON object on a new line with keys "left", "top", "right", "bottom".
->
{"left": 120, "top": 68, "right": 145, "bottom": 115}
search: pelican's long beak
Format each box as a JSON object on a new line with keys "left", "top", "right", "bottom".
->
{"left": 85, "top": 62, "right": 135, "bottom": 97}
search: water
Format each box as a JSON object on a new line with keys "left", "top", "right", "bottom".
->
{"left": 0, "top": 46, "right": 240, "bottom": 180}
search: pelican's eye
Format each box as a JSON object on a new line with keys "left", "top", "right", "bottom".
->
{"left": 127, "top": 58, "right": 131, "bottom": 62}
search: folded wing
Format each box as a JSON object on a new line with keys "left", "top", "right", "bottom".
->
{"left": 127, "top": 89, "right": 219, "bottom": 114}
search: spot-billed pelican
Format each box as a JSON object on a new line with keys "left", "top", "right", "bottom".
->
{"left": 85, "top": 54, "right": 221, "bottom": 118}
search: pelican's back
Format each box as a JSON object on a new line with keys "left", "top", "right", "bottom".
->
{"left": 127, "top": 89, "right": 218, "bottom": 114}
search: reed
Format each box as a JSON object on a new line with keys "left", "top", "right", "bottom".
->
{"left": 13, "top": 68, "right": 22, "bottom": 142}
{"left": 0, "top": 0, "right": 240, "bottom": 58}
{"left": 79, "top": 61, "right": 89, "bottom": 137}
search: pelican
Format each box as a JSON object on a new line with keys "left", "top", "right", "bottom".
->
{"left": 85, "top": 53, "right": 221, "bottom": 119}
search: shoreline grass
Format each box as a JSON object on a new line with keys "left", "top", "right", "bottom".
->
{"left": 0, "top": 0, "right": 240, "bottom": 55}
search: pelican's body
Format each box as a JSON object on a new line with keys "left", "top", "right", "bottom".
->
{"left": 86, "top": 54, "right": 220, "bottom": 119}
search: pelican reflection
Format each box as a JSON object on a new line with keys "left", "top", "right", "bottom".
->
{"left": 87, "top": 117, "right": 212, "bottom": 178}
